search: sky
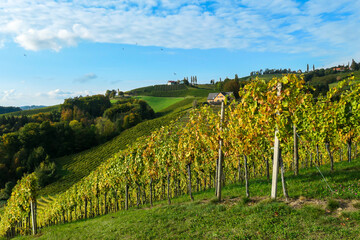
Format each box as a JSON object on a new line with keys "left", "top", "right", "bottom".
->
{"left": 0, "top": 0, "right": 359, "bottom": 107}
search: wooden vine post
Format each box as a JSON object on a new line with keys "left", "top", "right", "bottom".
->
{"left": 216, "top": 101, "right": 225, "bottom": 201}
{"left": 244, "top": 154, "right": 249, "bottom": 198}
{"left": 187, "top": 164, "right": 194, "bottom": 201}
{"left": 125, "top": 183, "right": 129, "bottom": 210}
{"left": 30, "top": 199, "right": 37, "bottom": 235}
{"left": 271, "top": 82, "right": 282, "bottom": 200}
{"left": 293, "top": 124, "right": 299, "bottom": 175}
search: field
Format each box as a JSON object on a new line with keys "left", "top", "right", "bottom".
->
{"left": 133, "top": 96, "right": 186, "bottom": 112}
{"left": 0, "top": 105, "right": 61, "bottom": 117}
{"left": 13, "top": 157, "right": 360, "bottom": 240}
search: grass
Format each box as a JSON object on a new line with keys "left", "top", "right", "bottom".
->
{"left": 327, "top": 199, "right": 340, "bottom": 211}
{"left": 158, "top": 97, "right": 206, "bottom": 114}
{"left": 0, "top": 105, "right": 61, "bottom": 117}
{"left": 132, "top": 96, "right": 185, "bottom": 112}
{"left": 13, "top": 157, "right": 360, "bottom": 240}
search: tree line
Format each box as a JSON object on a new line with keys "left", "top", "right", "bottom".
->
{"left": 0, "top": 106, "right": 22, "bottom": 115}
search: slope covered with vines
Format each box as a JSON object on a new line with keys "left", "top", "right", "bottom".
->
{"left": 1, "top": 74, "right": 359, "bottom": 237}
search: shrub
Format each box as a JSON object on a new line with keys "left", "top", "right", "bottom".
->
{"left": 327, "top": 199, "right": 340, "bottom": 211}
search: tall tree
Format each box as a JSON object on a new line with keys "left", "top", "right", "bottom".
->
{"left": 351, "top": 59, "right": 359, "bottom": 71}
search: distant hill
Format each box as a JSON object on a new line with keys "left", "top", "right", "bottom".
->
{"left": 0, "top": 106, "right": 21, "bottom": 114}
{"left": 0, "top": 105, "right": 61, "bottom": 117}
{"left": 20, "top": 105, "right": 47, "bottom": 110}
{"left": 127, "top": 84, "right": 216, "bottom": 97}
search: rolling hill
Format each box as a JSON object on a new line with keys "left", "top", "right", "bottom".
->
{"left": 127, "top": 84, "right": 216, "bottom": 98}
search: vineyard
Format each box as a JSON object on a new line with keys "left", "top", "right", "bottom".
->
{"left": 1, "top": 74, "right": 360, "bottom": 237}
{"left": 39, "top": 110, "right": 185, "bottom": 196}
{"left": 128, "top": 84, "right": 215, "bottom": 98}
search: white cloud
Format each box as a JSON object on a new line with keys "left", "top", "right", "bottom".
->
{"left": 74, "top": 73, "right": 98, "bottom": 83}
{"left": 0, "top": 0, "right": 358, "bottom": 56}
{"left": 40, "top": 89, "right": 93, "bottom": 99}
{"left": 1, "top": 89, "right": 16, "bottom": 101}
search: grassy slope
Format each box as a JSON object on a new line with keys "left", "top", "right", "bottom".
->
{"left": 15, "top": 158, "right": 360, "bottom": 240}
{"left": 0, "top": 105, "right": 61, "bottom": 117}
{"left": 133, "top": 96, "right": 186, "bottom": 112}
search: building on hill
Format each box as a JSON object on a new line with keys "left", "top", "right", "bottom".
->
{"left": 167, "top": 81, "right": 177, "bottom": 85}
{"left": 207, "top": 92, "right": 233, "bottom": 104}
{"left": 332, "top": 66, "right": 347, "bottom": 72}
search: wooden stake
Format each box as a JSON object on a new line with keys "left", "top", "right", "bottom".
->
{"left": 271, "top": 82, "right": 282, "bottom": 199}
{"left": 30, "top": 200, "right": 37, "bottom": 235}
{"left": 216, "top": 101, "right": 225, "bottom": 201}
{"left": 187, "top": 164, "right": 194, "bottom": 201}
{"left": 125, "top": 183, "right": 129, "bottom": 210}
{"left": 244, "top": 154, "right": 249, "bottom": 198}
{"left": 293, "top": 124, "right": 299, "bottom": 175}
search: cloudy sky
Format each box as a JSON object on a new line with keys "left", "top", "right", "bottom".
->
{"left": 0, "top": 0, "right": 359, "bottom": 106}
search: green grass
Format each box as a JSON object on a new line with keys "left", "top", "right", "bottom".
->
{"left": 13, "top": 157, "right": 360, "bottom": 240}
{"left": 0, "top": 105, "right": 61, "bottom": 117}
{"left": 327, "top": 199, "right": 340, "bottom": 211}
{"left": 158, "top": 97, "right": 206, "bottom": 114}
{"left": 133, "top": 96, "right": 185, "bottom": 112}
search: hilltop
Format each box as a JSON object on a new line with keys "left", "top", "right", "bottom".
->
{"left": 127, "top": 83, "right": 216, "bottom": 98}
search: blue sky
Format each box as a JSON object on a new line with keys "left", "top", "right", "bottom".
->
{"left": 0, "top": 0, "right": 359, "bottom": 106}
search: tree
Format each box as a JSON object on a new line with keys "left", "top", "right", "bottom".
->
{"left": 223, "top": 80, "right": 240, "bottom": 98}
{"left": 351, "top": 59, "right": 359, "bottom": 71}
{"left": 307, "top": 64, "right": 309, "bottom": 72}
{"left": 235, "top": 74, "right": 239, "bottom": 82}
{"left": 27, "top": 146, "right": 48, "bottom": 171}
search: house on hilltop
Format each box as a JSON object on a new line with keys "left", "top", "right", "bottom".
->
{"left": 167, "top": 81, "right": 177, "bottom": 85}
{"left": 207, "top": 92, "right": 233, "bottom": 104}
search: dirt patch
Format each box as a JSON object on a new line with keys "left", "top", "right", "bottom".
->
{"left": 217, "top": 196, "right": 360, "bottom": 214}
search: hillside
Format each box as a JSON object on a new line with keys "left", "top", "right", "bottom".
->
{"left": 0, "top": 106, "right": 21, "bottom": 114}
{"left": 2, "top": 75, "right": 360, "bottom": 239}
{"left": 13, "top": 158, "right": 360, "bottom": 240}
{"left": 20, "top": 105, "right": 47, "bottom": 111}
{"left": 0, "top": 105, "right": 61, "bottom": 117}
{"left": 132, "top": 96, "right": 186, "bottom": 112}
{"left": 38, "top": 97, "right": 198, "bottom": 196}
{"left": 127, "top": 84, "right": 216, "bottom": 97}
